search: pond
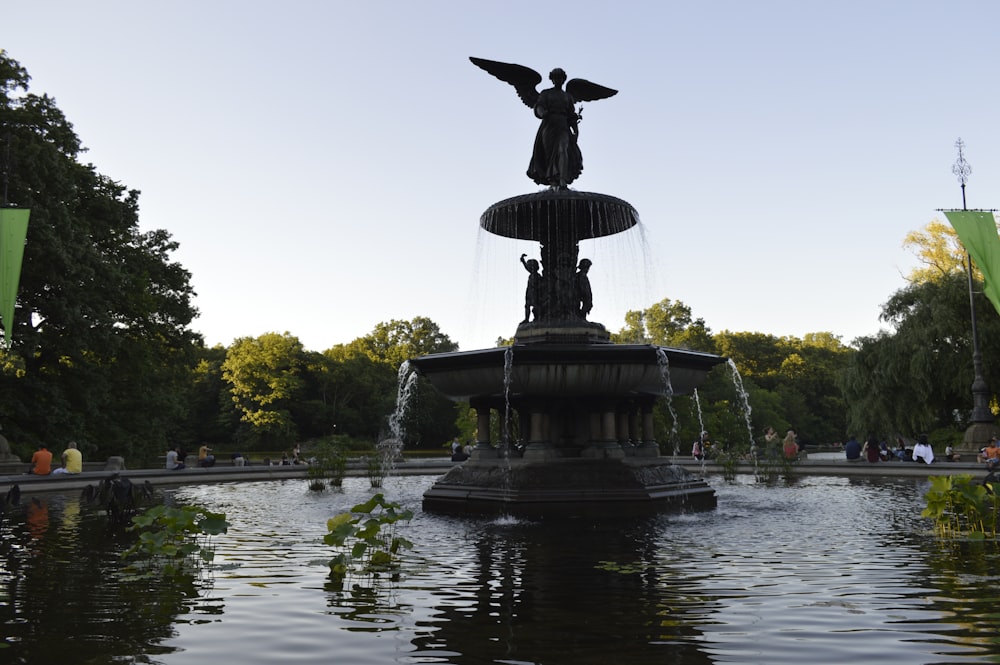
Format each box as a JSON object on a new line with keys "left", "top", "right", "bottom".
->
{"left": 2, "top": 473, "right": 999, "bottom": 664}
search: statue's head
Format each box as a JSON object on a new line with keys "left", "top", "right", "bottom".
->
{"left": 549, "top": 68, "right": 566, "bottom": 85}
{"left": 578, "top": 258, "right": 592, "bottom": 270}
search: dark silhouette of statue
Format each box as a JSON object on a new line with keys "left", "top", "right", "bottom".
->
{"left": 575, "top": 258, "right": 593, "bottom": 319}
{"left": 470, "top": 57, "right": 617, "bottom": 189}
{"left": 520, "top": 253, "right": 543, "bottom": 323}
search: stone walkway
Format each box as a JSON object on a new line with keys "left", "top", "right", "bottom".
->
{"left": 1, "top": 454, "right": 991, "bottom": 498}
{"left": 0, "top": 457, "right": 457, "bottom": 496}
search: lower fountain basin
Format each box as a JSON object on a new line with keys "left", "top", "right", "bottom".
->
{"left": 409, "top": 343, "right": 726, "bottom": 401}
{"left": 421, "top": 457, "right": 717, "bottom": 517}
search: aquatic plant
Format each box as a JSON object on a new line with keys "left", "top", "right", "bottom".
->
{"left": 306, "top": 439, "right": 347, "bottom": 491}
{"left": 365, "top": 454, "right": 387, "bottom": 488}
{"left": 324, "top": 493, "right": 413, "bottom": 586}
{"left": 122, "top": 504, "right": 230, "bottom": 577}
{"left": 922, "top": 474, "right": 1000, "bottom": 540}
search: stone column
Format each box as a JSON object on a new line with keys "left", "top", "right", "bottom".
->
{"left": 470, "top": 398, "right": 497, "bottom": 460}
{"left": 523, "top": 409, "right": 557, "bottom": 461}
{"left": 636, "top": 399, "right": 660, "bottom": 457}
{"left": 582, "top": 404, "right": 625, "bottom": 459}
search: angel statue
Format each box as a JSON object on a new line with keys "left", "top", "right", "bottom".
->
{"left": 470, "top": 57, "right": 617, "bottom": 189}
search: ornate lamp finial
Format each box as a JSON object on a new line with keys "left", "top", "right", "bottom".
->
{"left": 952, "top": 137, "right": 972, "bottom": 209}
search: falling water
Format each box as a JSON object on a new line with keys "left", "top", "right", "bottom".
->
{"left": 692, "top": 388, "right": 706, "bottom": 442}
{"left": 502, "top": 346, "right": 514, "bottom": 455}
{"left": 692, "top": 388, "right": 708, "bottom": 470}
{"left": 654, "top": 348, "right": 680, "bottom": 456}
{"left": 384, "top": 361, "right": 420, "bottom": 470}
{"left": 726, "top": 358, "right": 755, "bottom": 449}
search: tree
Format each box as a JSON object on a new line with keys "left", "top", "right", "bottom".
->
{"left": 353, "top": 316, "right": 458, "bottom": 367}
{"left": 614, "top": 298, "right": 716, "bottom": 352}
{"left": 221, "top": 332, "right": 306, "bottom": 449}
{"left": 0, "top": 52, "right": 200, "bottom": 463}
{"left": 350, "top": 317, "right": 459, "bottom": 448}
{"left": 841, "top": 271, "right": 1000, "bottom": 439}
{"left": 902, "top": 218, "right": 973, "bottom": 283}
{"left": 316, "top": 343, "right": 398, "bottom": 443}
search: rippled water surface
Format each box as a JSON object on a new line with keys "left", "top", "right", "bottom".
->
{"left": 3, "top": 474, "right": 1000, "bottom": 664}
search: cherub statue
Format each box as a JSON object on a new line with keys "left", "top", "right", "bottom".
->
{"left": 470, "top": 57, "right": 617, "bottom": 189}
{"left": 520, "top": 253, "right": 542, "bottom": 323}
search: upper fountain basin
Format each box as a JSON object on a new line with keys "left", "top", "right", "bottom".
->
{"left": 480, "top": 190, "right": 639, "bottom": 241}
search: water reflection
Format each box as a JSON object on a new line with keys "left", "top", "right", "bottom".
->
{"left": 408, "top": 516, "right": 713, "bottom": 664}
{"left": 1, "top": 475, "right": 999, "bottom": 664}
{"left": 1, "top": 493, "right": 212, "bottom": 663}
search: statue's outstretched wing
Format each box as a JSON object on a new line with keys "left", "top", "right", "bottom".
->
{"left": 470, "top": 57, "right": 543, "bottom": 109}
{"left": 566, "top": 79, "right": 618, "bottom": 103}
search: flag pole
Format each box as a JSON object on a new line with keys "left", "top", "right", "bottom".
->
{"left": 949, "top": 139, "right": 996, "bottom": 434}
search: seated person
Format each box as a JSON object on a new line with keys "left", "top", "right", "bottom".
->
{"left": 166, "top": 446, "right": 185, "bottom": 470}
{"left": 844, "top": 436, "right": 862, "bottom": 461}
{"left": 52, "top": 441, "right": 82, "bottom": 474}
{"left": 912, "top": 434, "right": 935, "bottom": 464}
{"left": 893, "top": 438, "right": 908, "bottom": 461}
{"left": 198, "top": 443, "right": 215, "bottom": 467}
{"left": 864, "top": 437, "right": 880, "bottom": 463}
{"left": 29, "top": 443, "right": 52, "bottom": 475}
{"left": 982, "top": 437, "right": 1000, "bottom": 469}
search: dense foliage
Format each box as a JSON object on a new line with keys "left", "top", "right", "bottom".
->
{"left": 841, "top": 222, "right": 1000, "bottom": 447}
{"left": 612, "top": 299, "right": 853, "bottom": 452}
{"left": 0, "top": 52, "right": 201, "bottom": 463}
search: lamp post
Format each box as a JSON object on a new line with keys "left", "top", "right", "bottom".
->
{"left": 950, "top": 139, "right": 999, "bottom": 449}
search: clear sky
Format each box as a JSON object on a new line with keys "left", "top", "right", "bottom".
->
{"left": 6, "top": 1, "right": 999, "bottom": 353}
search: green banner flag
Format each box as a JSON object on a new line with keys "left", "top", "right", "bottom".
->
{"left": 945, "top": 210, "right": 1000, "bottom": 316}
{"left": 0, "top": 208, "right": 30, "bottom": 347}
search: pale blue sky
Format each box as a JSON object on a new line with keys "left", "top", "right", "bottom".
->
{"left": 6, "top": 1, "right": 998, "bottom": 352}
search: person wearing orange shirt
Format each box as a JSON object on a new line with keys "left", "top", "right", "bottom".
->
{"left": 982, "top": 437, "right": 1000, "bottom": 469}
{"left": 29, "top": 443, "right": 52, "bottom": 475}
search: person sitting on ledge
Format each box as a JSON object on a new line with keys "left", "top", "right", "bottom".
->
{"left": 912, "top": 434, "right": 935, "bottom": 464}
{"left": 981, "top": 437, "right": 1000, "bottom": 469}
{"left": 844, "top": 436, "right": 861, "bottom": 461}
{"left": 52, "top": 441, "right": 82, "bottom": 474}
{"left": 166, "top": 445, "right": 185, "bottom": 470}
{"left": 29, "top": 443, "right": 52, "bottom": 475}
{"left": 198, "top": 443, "right": 215, "bottom": 468}
{"left": 863, "top": 435, "right": 880, "bottom": 463}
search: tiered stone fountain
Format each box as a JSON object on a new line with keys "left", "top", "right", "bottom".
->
{"left": 410, "top": 59, "right": 726, "bottom": 516}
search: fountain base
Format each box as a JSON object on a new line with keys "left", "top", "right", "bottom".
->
{"left": 422, "top": 457, "right": 716, "bottom": 517}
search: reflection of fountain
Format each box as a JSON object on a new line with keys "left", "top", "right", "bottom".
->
{"left": 411, "top": 190, "right": 726, "bottom": 516}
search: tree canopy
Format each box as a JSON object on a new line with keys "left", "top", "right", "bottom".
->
{"left": 0, "top": 51, "right": 200, "bottom": 462}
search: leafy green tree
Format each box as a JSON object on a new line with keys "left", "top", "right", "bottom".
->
{"left": 186, "top": 344, "right": 240, "bottom": 447}
{"left": 841, "top": 271, "right": 1000, "bottom": 438}
{"left": 614, "top": 298, "right": 716, "bottom": 352}
{"left": 222, "top": 332, "right": 306, "bottom": 448}
{"left": 902, "top": 218, "right": 973, "bottom": 283}
{"left": 353, "top": 316, "right": 458, "bottom": 366}
{"left": 350, "top": 317, "right": 459, "bottom": 448}
{"left": 317, "top": 342, "right": 398, "bottom": 443}
{"left": 714, "top": 330, "right": 852, "bottom": 446}
{"left": 0, "top": 52, "right": 200, "bottom": 462}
